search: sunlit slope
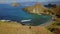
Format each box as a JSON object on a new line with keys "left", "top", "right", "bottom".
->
{"left": 0, "top": 21, "right": 54, "bottom": 34}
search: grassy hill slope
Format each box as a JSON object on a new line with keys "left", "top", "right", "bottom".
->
{"left": 0, "top": 21, "right": 54, "bottom": 34}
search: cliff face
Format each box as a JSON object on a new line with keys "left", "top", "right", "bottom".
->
{"left": 23, "top": 3, "right": 51, "bottom": 15}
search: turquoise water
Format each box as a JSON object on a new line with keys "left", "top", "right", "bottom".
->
{"left": 0, "top": 4, "right": 52, "bottom": 26}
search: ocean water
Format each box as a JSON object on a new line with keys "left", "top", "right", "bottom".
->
{"left": 0, "top": 4, "right": 52, "bottom": 26}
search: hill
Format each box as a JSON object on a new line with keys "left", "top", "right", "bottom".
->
{"left": 23, "top": 3, "right": 49, "bottom": 14}
{"left": 0, "top": 21, "right": 53, "bottom": 34}
{"left": 23, "top": 3, "right": 54, "bottom": 16}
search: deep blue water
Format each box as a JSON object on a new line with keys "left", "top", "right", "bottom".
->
{"left": 0, "top": 4, "right": 52, "bottom": 26}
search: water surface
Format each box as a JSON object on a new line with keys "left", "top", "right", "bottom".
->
{"left": 0, "top": 4, "right": 52, "bottom": 26}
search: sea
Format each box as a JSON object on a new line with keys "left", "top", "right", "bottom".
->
{"left": 0, "top": 2, "right": 53, "bottom": 26}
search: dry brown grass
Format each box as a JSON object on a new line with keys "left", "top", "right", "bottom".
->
{"left": 0, "top": 21, "right": 54, "bottom": 34}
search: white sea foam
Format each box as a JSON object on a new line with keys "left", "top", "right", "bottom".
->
{"left": 0, "top": 20, "right": 11, "bottom": 22}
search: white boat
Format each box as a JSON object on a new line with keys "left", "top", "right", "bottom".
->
{"left": 21, "top": 19, "right": 32, "bottom": 22}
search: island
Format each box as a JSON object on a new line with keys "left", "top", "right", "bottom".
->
{"left": 11, "top": 3, "right": 20, "bottom": 7}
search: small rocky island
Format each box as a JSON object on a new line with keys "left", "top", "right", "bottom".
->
{"left": 11, "top": 3, "right": 20, "bottom": 7}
